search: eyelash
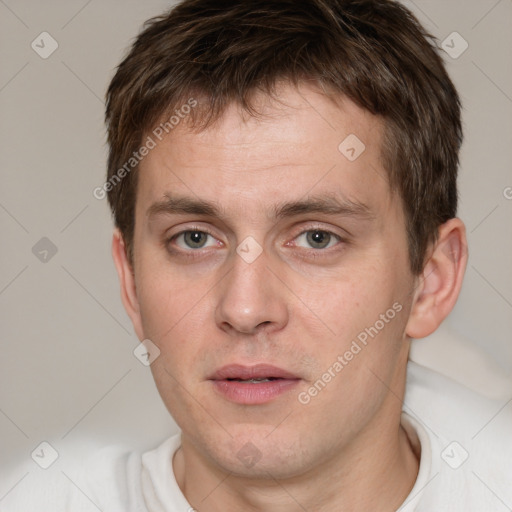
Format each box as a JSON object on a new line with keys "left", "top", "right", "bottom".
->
{"left": 165, "top": 225, "right": 219, "bottom": 259}
{"left": 287, "top": 226, "right": 345, "bottom": 260}
{"left": 165, "top": 225, "right": 346, "bottom": 259}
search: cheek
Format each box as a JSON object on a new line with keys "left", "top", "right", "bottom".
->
{"left": 292, "top": 264, "right": 404, "bottom": 342}
{"left": 294, "top": 264, "right": 410, "bottom": 395}
{"left": 137, "top": 271, "right": 213, "bottom": 421}
{"left": 294, "top": 290, "right": 408, "bottom": 442}
{"left": 135, "top": 250, "right": 211, "bottom": 332}
{"left": 134, "top": 265, "right": 212, "bottom": 377}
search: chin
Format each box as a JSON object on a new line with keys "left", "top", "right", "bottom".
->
{"left": 204, "top": 427, "right": 313, "bottom": 480}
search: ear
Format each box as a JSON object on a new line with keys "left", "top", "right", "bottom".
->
{"left": 406, "top": 218, "right": 468, "bottom": 339}
{"left": 111, "top": 229, "right": 144, "bottom": 340}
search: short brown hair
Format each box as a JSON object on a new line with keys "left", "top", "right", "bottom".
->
{"left": 105, "top": 0, "right": 462, "bottom": 274}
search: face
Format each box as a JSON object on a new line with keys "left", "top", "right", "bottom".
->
{"left": 125, "top": 84, "right": 418, "bottom": 478}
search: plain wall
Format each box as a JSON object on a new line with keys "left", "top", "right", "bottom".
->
{"left": 1, "top": 0, "right": 511, "bottom": 499}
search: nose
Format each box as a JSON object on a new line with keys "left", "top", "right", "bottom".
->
{"left": 215, "top": 246, "right": 289, "bottom": 336}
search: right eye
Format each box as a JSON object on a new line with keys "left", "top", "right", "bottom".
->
{"left": 172, "top": 230, "right": 218, "bottom": 250}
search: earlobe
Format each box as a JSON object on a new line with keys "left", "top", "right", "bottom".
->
{"left": 111, "top": 229, "right": 144, "bottom": 340}
{"left": 405, "top": 218, "right": 468, "bottom": 339}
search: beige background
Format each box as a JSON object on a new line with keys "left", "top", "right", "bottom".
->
{"left": 1, "top": 0, "right": 511, "bottom": 502}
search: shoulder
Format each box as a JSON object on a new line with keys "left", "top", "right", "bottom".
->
{"left": 405, "top": 360, "right": 511, "bottom": 443}
{"left": 0, "top": 443, "right": 139, "bottom": 512}
{"left": 3, "top": 434, "right": 186, "bottom": 512}
{"left": 405, "top": 361, "right": 512, "bottom": 511}
{"left": 68, "top": 434, "right": 183, "bottom": 511}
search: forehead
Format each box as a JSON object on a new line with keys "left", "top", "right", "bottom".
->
{"left": 137, "top": 83, "right": 392, "bottom": 219}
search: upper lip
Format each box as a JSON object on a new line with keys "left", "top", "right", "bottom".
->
{"left": 209, "top": 364, "right": 300, "bottom": 380}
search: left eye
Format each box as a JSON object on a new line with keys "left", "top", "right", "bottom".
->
{"left": 295, "top": 230, "right": 339, "bottom": 249}
{"left": 174, "top": 230, "right": 217, "bottom": 249}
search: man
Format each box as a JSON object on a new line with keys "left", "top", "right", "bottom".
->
{"left": 73, "top": 0, "right": 511, "bottom": 510}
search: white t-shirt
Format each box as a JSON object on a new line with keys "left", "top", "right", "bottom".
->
{"left": 5, "top": 361, "right": 512, "bottom": 511}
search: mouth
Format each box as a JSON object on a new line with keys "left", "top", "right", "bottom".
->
{"left": 209, "top": 364, "right": 301, "bottom": 405}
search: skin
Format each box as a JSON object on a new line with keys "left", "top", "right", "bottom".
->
{"left": 113, "top": 83, "right": 467, "bottom": 511}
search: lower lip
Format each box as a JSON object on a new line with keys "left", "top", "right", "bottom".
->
{"left": 211, "top": 379, "right": 300, "bottom": 405}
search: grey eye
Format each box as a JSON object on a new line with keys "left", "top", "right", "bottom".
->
{"left": 184, "top": 231, "right": 208, "bottom": 249}
{"left": 181, "top": 231, "right": 210, "bottom": 249}
{"left": 305, "top": 230, "right": 333, "bottom": 249}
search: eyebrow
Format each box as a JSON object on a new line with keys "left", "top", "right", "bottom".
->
{"left": 273, "top": 195, "right": 374, "bottom": 220}
{"left": 147, "top": 193, "right": 374, "bottom": 221}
